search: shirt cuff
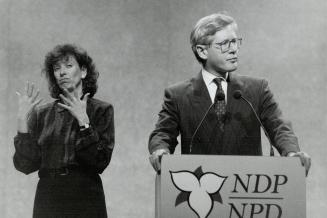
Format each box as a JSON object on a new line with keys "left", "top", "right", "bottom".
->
{"left": 150, "top": 146, "right": 170, "bottom": 155}
{"left": 75, "top": 127, "right": 99, "bottom": 151}
{"left": 15, "top": 132, "right": 33, "bottom": 140}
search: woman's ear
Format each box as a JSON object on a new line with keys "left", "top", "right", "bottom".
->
{"left": 81, "top": 67, "right": 87, "bottom": 79}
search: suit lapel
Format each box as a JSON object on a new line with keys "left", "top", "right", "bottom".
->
{"left": 226, "top": 72, "right": 244, "bottom": 116}
{"left": 188, "top": 71, "right": 251, "bottom": 154}
{"left": 222, "top": 72, "right": 246, "bottom": 153}
{"left": 189, "top": 72, "right": 219, "bottom": 152}
{"left": 192, "top": 72, "right": 212, "bottom": 112}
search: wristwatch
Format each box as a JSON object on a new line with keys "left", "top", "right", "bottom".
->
{"left": 80, "top": 123, "right": 90, "bottom": 131}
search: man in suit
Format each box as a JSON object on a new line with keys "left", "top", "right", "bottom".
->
{"left": 148, "top": 12, "right": 311, "bottom": 175}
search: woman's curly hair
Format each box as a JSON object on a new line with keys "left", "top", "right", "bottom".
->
{"left": 42, "top": 44, "right": 99, "bottom": 99}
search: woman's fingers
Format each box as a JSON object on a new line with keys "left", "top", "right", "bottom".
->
{"left": 26, "top": 81, "right": 34, "bottom": 97}
{"left": 31, "top": 89, "right": 40, "bottom": 103}
{"left": 82, "top": 93, "right": 90, "bottom": 102}
{"left": 57, "top": 102, "right": 71, "bottom": 110}
{"left": 25, "top": 81, "right": 29, "bottom": 96}
{"left": 24, "top": 81, "right": 39, "bottom": 100}
{"left": 30, "top": 83, "right": 35, "bottom": 97}
{"left": 32, "top": 98, "right": 43, "bottom": 107}
{"left": 62, "top": 89, "right": 75, "bottom": 102}
{"left": 59, "top": 94, "right": 72, "bottom": 106}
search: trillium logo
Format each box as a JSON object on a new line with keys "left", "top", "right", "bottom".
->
{"left": 170, "top": 167, "right": 227, "bottom": 218}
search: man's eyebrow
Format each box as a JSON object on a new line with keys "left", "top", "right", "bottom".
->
{"left": 216, "top": 38, "right": 237, "bottom": 44}
{"left": 215, "top": 39, "right": 229, "bottom": 44}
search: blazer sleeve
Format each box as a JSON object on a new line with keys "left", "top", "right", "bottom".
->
{"left": 259, "top": 80, "right": 300, "bottom": 156}
{"left": 13, "top": 109, "right": 41, "bottom": 174}
{"left": 148, "top": 88, "right": 180, "bottom": 154}
{"left": 75, "top": 104, "right": 114, "bottom": 174}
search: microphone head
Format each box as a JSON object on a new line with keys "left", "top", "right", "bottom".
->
{"left": 233, "top": 90, "right": 242, "bottom": 99}
{"left": 216, "top": 91, "right": 225, "bottom": 102}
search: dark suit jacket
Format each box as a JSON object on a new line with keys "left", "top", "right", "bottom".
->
{"left": 14, "top": 98, "right": 115, "bottom": 174}
{"left": 149, "top": 72, "right": 299, "bottom": 156}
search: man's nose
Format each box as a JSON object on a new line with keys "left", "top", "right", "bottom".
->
{"left": 229, "top": 42, "right": 238, "bottom": 53}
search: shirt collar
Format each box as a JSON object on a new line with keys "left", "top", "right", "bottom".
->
{"left": 202, "top": 68, "right": 229, "bottom": 87}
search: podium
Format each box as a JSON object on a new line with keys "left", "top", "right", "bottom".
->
{"left": 155, "top": 155, "right": 305, "bottom": 218}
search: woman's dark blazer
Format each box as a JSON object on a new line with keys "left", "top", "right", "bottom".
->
{"left": 13, "top": 97, "right": 114, "bottom": 174}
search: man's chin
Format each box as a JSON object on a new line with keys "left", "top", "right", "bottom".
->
{"left": 227, "top": 64, "right": 238, "bottom": 72}
{"left": 229, "top": 67, "right": 237, "bottom": 72}
{"left": 217, "top": 63, "right": 238, "bottom": 73}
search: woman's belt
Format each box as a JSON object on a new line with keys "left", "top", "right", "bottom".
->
{"left": 38, "top": 166, "right": 96, "bottom": 178}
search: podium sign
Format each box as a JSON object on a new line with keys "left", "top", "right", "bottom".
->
{"left": 156, "top": 155, "right": 305, "bottom": 218}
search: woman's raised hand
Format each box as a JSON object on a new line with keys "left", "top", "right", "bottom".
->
{"left": 16, "top": 82, "right": 43, "bottom": 133}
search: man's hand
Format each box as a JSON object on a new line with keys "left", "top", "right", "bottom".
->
{"left": 288, "top": 151, "right": 311, "bottom": 177}
{"left": 149, "top": 148, "right": 170, "bottom": 172}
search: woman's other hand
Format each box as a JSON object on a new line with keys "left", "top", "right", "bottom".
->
{"left": 58, "top": 89, "right": 90, "bottom": 126}
{"left": 16, "top": 82, "right": 43, "bottom": 133}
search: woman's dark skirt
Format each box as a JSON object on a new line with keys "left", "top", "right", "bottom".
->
{"left": 33, "top": 172, "right": 107, "bottom": 218}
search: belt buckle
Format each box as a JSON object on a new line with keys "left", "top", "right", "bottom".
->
{"left": 59, "top": 167, "right": 69, "bottom": 176}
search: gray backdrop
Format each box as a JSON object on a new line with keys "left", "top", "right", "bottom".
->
{"left": 0, "top": 0, "right": 326, "bottom": 217}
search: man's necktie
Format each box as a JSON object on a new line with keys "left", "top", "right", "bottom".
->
{"left": 213, "top": 78, "right": 226, "bottom": 131}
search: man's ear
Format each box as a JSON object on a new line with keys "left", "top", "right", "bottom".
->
{"left": 81, "top": 67, "right": 87, "bottom": 79}
{"left": 195, "top": 45, "right": 208, "bottom": 60}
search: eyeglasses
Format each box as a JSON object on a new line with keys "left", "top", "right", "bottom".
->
{"left": 211, "top": 38, "right": 242, "bottom": 53}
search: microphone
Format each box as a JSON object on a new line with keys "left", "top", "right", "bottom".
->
{"left": 233, "top": 90, "right": 242, "bottom": 99}
{"left": 233, "top": 90, "right": 275, "bottom": 156}
{"left": 189, "top": 92, "right": 225, "bottom": 153}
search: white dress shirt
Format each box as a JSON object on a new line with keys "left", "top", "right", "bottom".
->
{"left": 201, "top": 69, "right": 228, "bottom": 103}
